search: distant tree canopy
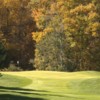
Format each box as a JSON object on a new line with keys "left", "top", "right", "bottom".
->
{"left": 0, "top": 0, "right": 100, "bottom": 71}
{"left": 32, "top": 0, "right": 100, "bottom": 71}
{"left": 0, "top": 0, "right": 37, "bottom": 70}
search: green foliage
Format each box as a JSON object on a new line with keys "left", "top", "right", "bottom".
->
{"left": 34, "top": 19, "right": 70, "bottom": 71}
{"left": 6, "top": 65, "right": 22, "bottom": 71}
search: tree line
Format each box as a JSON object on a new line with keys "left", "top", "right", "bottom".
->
{"left": 32, "top": 0, "right": 100, "bottom": 71}
{"left": 0, "top": 0, "right": 100, "bottom": 71}
{"left": 0, "top": 0, "right": 37, "bottom": 70}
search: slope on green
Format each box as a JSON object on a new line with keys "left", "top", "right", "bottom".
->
{"left": 0, "top": 71, "right": 100, "bottom": 100}
{"left": 0, "top": 73, "right": 32, "bottom": 87}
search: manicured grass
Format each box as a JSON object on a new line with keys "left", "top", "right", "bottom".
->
{"left": 0, "top": 74, "right": 32, "bottom": 87}
{"left": 0, "top": 71, "right": 100, "bottom": 100}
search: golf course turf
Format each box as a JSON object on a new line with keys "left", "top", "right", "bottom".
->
{"left": 0, "top": 71, "right": 100, "bottom": 100}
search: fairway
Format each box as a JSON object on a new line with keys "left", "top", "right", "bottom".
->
{"left": 0, "top": 71, "right": 100, "bottom": 100}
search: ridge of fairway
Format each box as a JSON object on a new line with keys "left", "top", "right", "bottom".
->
{"left": 2, "top": 70, "right": 100, "bottom": 79}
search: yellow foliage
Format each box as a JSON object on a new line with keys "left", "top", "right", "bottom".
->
{"left": 57, "top": 1, "right": 64, "bottom": 8}
{"left": 32, "top": 32, "right": 45, "bottom": 43}
{"left": 50, "top": 3, "right": 56, "bottom": 12}
{"left": 70, "top": 3, "right": 95, "bottom": 15}
{"left": 62, "top": 18, "right": 76, "bottom": 25}
{"left": 32, "top": 0, "right": 100, "bottom": 70}
{"left": 88, "top": 12, "right": 99, "bottom": 20}
{"left": 32, "top": 9, "right": 44, "bottom": 22}
{"left": 70, "top": 42, "right": 76, "bottom": 48}
{"left": 33, "top": 30, "right": 46, "bottom": 42}
{"left": 92, "top": 22, "right": 100, "bottom": 32}
{"left": 85, "top": 3, "right": 95, "bottom": 10}
{"left": 92, "top": 32, "right": 97, "bottom": 37}
{"left": 44, "top": 27, "right": 54, "bottom": 33}
{"left": 32, "top": 0, "right": 99, "bottom": 44}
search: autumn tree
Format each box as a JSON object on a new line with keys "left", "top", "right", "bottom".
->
{"left": 32, "top": 0, "right": 75, "bottom": 71}
{"left": 63, "top": 0, "right": 100, "bottom": 70}
{"left": 33, "top": 16, "right": 70, "bottom": 71}
{"left": 0, "top": 0, "right": 37, "bottom": 70}
{"left": 32, "top": 0, "right": 100, "bottom": 71}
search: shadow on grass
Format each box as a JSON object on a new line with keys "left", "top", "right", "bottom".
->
{"left": 0, "top": 86, "right": 84, "bottom": 99}
{"left": 0, "top": 86, "right": 46, "bottom": 100}
{"left": 0, "top": 94, "right": 45, "bottom": 100}
{"left": 0, "top": 86, "right": 47, "bottom": 92}
{"left": 0, "top": 86, "right": 66, "bottom": 97}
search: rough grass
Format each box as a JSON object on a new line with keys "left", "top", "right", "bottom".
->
{"left": 0, "top": 71, "right": 100, "bottom": 100}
